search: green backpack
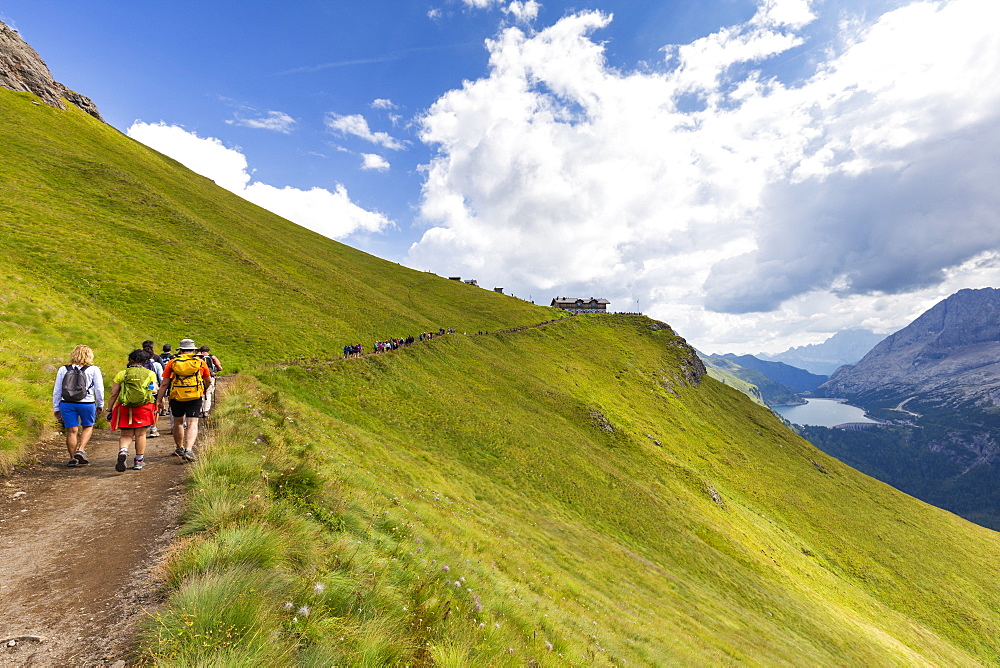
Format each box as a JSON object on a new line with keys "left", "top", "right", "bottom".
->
{"left": 120, "top": 366, "right": 155, "bottom": 407}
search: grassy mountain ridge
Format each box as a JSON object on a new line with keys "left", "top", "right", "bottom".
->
{"left": 4, "top": 87, "right": 1000, "bottom": 663}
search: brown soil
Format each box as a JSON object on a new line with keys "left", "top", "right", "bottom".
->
{"left": 0, "top": 409, "right": 203, "bottom": 667}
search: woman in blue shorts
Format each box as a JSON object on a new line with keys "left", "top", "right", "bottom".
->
{"left": 53, "top": 344, "right": 104, "bottom": 467}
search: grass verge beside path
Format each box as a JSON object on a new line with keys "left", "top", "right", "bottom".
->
{"left": 143, "top": 376, "right": 565, "bottom": 666}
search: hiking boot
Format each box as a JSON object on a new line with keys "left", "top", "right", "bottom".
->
{"left": 173, "top": 447, "right": 184, "bottom": 457}
{"left": 115, "top": 450, "right": 128, "bottom": 472}
{"left": 74, "top": 450, "right": 89, "bottom": 465}
{"left": 132, "top": 458, "right": 145, "bottom": 470}
{"left": 67, "top": 458, "right": 78, "bottom": 467}
{"left": 181, "top": 449, "right": 197, "bottom": 462}
{"left": 148, "top": 426, "right": 160, "bottom": 438}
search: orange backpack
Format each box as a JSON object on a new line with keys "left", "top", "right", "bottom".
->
{"left": 168, "top": 355, "right": 205, "bottom": 401}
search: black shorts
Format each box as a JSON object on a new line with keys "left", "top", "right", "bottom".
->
{"left": 169, "top": 398, "right": 203, "bottom": 418}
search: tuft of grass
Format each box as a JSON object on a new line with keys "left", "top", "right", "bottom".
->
{"left": 140, "top": 566, "right": 297, "bottom": 666}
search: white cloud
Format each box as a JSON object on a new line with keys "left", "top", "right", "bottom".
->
{"left": 371, "top": 98, "right": 397, "bottom": 110}
{"left": 361, "top": 153, "right": 391, "bottom": 171}
{"left": 410, "top": 0, "right": 1000, "bottom": 351}
{"left": 241, "top": 182, "right": 391, "bottom": 238}
{"left": 226, "top": 110, "right": 296, "bottom": 133}
{"left": 752, "top": 0, "right": 815, "bottom": 30}
{"left": 504, "top": 1, "right": 540, "bottom": 23}
{"left": 663, "top": 0, "right": 815, "bottom": 94}
{"left": 325, "top": 113, "right": 407, "bottom": 150}
{"left": 127, "top": 121, "right": 392, "bottom": 239}
{"left": 127, "top": 121, "right": 251, "bottom": 192}
{"left": 462, "top": 0, "right": 504, "bottom": 7}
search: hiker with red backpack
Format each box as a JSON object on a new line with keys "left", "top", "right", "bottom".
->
{"left": 105, "top": 349, "right": 158, "bottom": 471}
{"left": 156, "top": 339, "right": 211, "bottom": 462}
{"left": 52, "top": 344, "right": 104, "bottom": 467}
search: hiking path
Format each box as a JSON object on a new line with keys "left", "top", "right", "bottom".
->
{"left": 0, "top": 407, "right": 201, "bottom": 666}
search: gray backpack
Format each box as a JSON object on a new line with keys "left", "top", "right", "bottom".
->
{"left": 61, "top": 365, "right": 90, "bottom": 402}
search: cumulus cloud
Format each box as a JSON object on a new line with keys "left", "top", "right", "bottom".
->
{"left": 127, "top": 121, "right": 392, "bottom": 239}
{"left": 226, "top": 110, "right": 296, "bottom": 133}
{"left": 504, "top": 1, "right": 540, "bottom": 23}
{"left": 361, "top": 153, "right": 391, "bottom": 171}
{"left": 325, "top": 113, "right": 407, "bottom": 150}
{"left": 127, "top": 122, "right": 251, "bottom": 192}
{"left": 663, "top": 0, "right": 814, "bottom": 93}
{"left": 409, "top": 0, "right": 1000, "bottom": 351}
{"left": 371, "top": 98, "right": 397, "bottom": 110}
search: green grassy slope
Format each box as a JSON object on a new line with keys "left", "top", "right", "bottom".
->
{"left": 0, "top": 89, "right": 553, "bottom": 464}
{"left": 225, "top": 316, "right": 1000, "bottom": 664}
{"left": 4, "top": 88, "right": 1000, "bottom": 664}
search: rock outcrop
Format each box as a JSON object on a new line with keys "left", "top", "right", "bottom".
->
{"left": 0, "top": 20, "right": 103, "bottom": 121}
{"left": 818, "top": 288, "right": 1000, "bottom": 409}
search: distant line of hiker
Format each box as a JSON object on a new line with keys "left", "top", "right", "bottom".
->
{"left": 53, "top": 338, "right": 222, "bottom": 471}
{"left": 343, "top": 328, "right": 457, "bottom": 359}
{"left": 479, "top": 318, "right": 564, "bottom": 336}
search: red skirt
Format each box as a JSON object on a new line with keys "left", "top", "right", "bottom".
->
{"left": 111, "top": 403, "right": 157, "bottom": 429}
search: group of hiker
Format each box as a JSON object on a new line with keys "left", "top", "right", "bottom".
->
{"left": 372, "top": 337, "right": 414, "bottom": 353}
{"left": 53, "top": 318, "right": 570, "bottom": 470}
{"left": 52, "top": 339, "right": 222, "bottom": 471}
{"left": 343, "top": 328, "right": 458, "bottom": 359}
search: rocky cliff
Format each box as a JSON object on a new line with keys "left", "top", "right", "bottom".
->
{"left": 0, "top": 20, "right": 103, "bottom": 121}
{"left": 819, "top": 288, "right": 1000, "bottom": 409}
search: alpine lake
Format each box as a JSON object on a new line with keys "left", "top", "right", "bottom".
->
{"left": 773, "top": 398, "right": 879, "bottom": 427}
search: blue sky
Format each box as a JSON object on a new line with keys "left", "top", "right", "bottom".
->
{"left": 3, "top": 0, "right": 1000, "bottom": 354}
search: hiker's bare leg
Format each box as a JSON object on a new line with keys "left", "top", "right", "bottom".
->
{"left": 78, "top": 425, "right": 94, "bottom": 452}
{"left": 135, "top": 430, "right": 147, "bottom": 457}
{"left": 203, "top": 379, "right": 215, "bottom": 413}
{"left": 118, "top": 429, "right": 134, "bottom": 453}
{"left": 184, "top": 417, "right": 200, "bottom": 450}
{"left": 65, "top": 426, "right": 79, "bottom": 457}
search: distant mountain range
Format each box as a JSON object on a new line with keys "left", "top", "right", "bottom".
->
{"left": 807, "top": 287, "right": 1000, "bottom": 529}
{"left": 719, "top": 354, "right": 827, "bottom": 392}
{"left": 818, "top": 288, "right": 1000, "bottom": 409}
{"left": 760, "top": 329, "right": 885, "bottom": 376}
{"left": 699, "top": 354, "right": 789, "bottom": 406}
{"left": 698, "top": 353, "right": 826, "bottom": 407}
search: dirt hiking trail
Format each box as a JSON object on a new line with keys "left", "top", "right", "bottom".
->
{"left": 0, "top": 407, "right": 202, "bottom": 667}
